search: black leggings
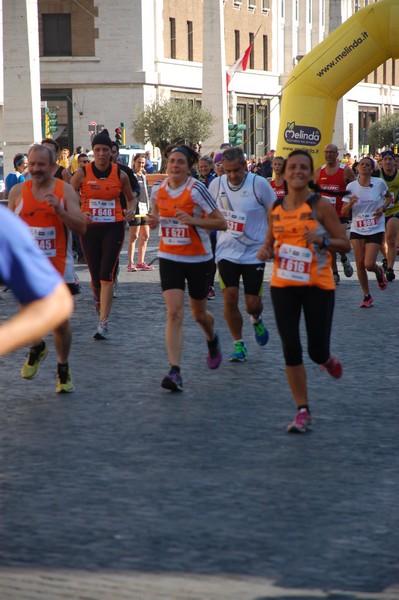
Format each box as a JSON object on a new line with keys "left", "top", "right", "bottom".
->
{"left": 81, "top": 222, "right": 125, "bottom": 288}
{"left": 270, "top": 286, "right": 335, "bottom": 367}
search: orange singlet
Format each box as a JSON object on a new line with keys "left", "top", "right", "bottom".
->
{"left": 270, "top": 195, "right": 334, "bottom": 290}
{"left": 16, "top": 179, "right": 69, "bottom": 276}
{"left": 157, "top": 177, "right": 208, "bottom": 256}
{"left": 80, "top": 162, "right": 124, "bottom": 223}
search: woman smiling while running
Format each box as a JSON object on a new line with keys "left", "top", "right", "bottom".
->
{"left": 148, "top": 144, "right": 227, "bottom": 392}
{"left": 257, "top": 149, "right": 350, "bottom": 433}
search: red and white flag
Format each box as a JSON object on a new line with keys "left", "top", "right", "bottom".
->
{"left": 226, "top": 43, "right": 253, "bottom": 92}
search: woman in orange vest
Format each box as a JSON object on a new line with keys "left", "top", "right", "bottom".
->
{"left": 257, "top": 149, "right": 350, "bottom": 433}
{"left": 148, "top": 145, "right": 227, "bottom": 392}
{"left": 71, "top": 129, "right": 136, "bottom": 339}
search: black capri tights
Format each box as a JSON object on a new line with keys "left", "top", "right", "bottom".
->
{"left": 81, "top": 221, "right": 125, "bottom": 289}
{"left": 270, "top": 286, "right": 335, "bottom": 367}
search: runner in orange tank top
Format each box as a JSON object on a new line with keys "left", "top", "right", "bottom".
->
{"left": 71, "top": 129, "right": 136, "bottom": 340}
{"left": 148, "top": 144, "right": 227, "bottom": 392}
{"left": 8, "top": 144, "right": 86, "bottom": 394}
{"left": 257, "top": 149, "right": 350, "bottom": 434}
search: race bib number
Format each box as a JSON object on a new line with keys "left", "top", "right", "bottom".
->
{"left": 221, "top": 208, "right": 247, "bottom": 238}
{"left": 322, "top": 194, "right": 336, "bottom": 206}
{"left": 30, "top": 226, "right": 56, "bottom": 257}
{"left": 276, "top": 243, "right": 312, "bottom": 283}
{"left": 355, "top": 212, "right": 378, "bottom": 232}
{"left": 89, "top": 199, "right": 116, "bottom": 222}
{"left": 160, "top": 217, "right": 191, "bottom": 245}
{"left": 138, "top": 202, "right": 147, "bottom": 216}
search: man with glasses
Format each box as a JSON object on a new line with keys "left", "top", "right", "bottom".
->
{"left": 376, "top": 149, "right": 399, "bottom": 281}
{"left": 314, "top": 143, "right": 356, "bottom": 284}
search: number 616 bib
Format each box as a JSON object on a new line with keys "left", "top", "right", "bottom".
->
{"left": 277, "top": 243, "right": 312, "bottom": 283}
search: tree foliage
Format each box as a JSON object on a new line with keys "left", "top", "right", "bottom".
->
{"left": 132, "top": 99, "right": 213, "bottom": 172}
{"left": 367, "top": 113, "right": 399, "bottom": 149}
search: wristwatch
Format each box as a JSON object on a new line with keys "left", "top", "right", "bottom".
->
{"left": 320, "top": 236, "right": 330, "bottom": 249}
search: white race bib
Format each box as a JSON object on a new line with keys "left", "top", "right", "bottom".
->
{"left": 221, "top": 208, "right": 247, "bottom": 238}
{"left": 89, "top": 199, "right": 116, "bottom": 222}
{"left": 160, "top": 217, "right": 191, "bottom": 245}
{"left": 30, "top": 226, "right": 56, "bottom": 257}
{"left": 355, "top": 212, "right": 378, "bottom": 232}
{"left": 276, "top": 243, "right": 312, "bottom": 283}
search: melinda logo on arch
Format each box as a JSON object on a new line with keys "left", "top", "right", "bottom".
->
{"left": 284, "top": 122, "right": 321, "bottom": 147}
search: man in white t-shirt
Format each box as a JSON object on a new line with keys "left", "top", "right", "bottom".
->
{"left": 209, "top": 147, "right": 275, "bottom": 361}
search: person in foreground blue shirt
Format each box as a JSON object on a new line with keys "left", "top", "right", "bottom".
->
{"left": 0, "top": 206, "right": 73, "bottom": 356}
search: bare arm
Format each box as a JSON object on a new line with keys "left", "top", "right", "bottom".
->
{"left": 307, "top": 198, "right": 350, "bottom": 253}
{"left": 257, "top": 204, "right": 275, "bottom": 261}
{"left": 0, "top": 282, "right": 73, "bottom": 356}
{"left": 62, "top": 168, "right": 72, "bottom": 183}
{"left": 120, "top": 170, "right": 136, "bottom": 220}
{"left": 7, "top": 182, "right": 24, "bottom": 211}
{"left": 46, "top": 182, "right": 87, "bottom": 235}
{"left": 174, "top": 207, "right": 227, "bottom": 231}
{"left": 344, "top": 165, "right": 356, "bottom": 184}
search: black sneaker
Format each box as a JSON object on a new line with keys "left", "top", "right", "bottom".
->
{"left": 161, "top": 369, "right": 183, "bottom": 392}
{"left": 386, "top": 268, "right": 396, "bottom": 282}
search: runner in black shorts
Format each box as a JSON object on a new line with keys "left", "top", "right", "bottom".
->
{"left": 148, "top": 144, "right": 227, "bottom": 392}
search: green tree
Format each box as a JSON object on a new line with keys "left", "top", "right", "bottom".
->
{"left": 367, "top": 113, "right": 399, "bottom": 149}
{"left": 132, "top": 99, "right": 213, "bottom": 172}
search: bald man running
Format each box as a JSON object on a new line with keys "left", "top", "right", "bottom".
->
{"left": 314, "top": 144, "right": 356, "bottom": 284}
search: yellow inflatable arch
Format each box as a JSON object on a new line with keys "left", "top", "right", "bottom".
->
{"left": 276, "top": 0, "right": 399, "bottom": 167}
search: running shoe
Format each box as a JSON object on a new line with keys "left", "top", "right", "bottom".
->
{"left": 136, "top": 262, "right": 155, "bottom": 271}
{"left": 253, "top": 318, "right": 269, "bottom": 346}
{"left": 21, "top": 342, "right": 49, "bottom": 379}
{"left": 56, "top": 369, "right": 75, "bottom": 393}
{"left": 287, "top": 408, "right": 312, "bottom": 433}
{"left": 359, "top": 294, "right": 373, "bottom": 308}
{"left": 333, "top": 272, "right": 340, "bottom": 285}
{"left": 94, "top": 319, "right": 109, "bottom": 340}
{"left": 161, "top": 369, "right": 183, "bottom": 392}
{"left": 377, "top": 267, "right": 388, "bottom": 290}
{"left": 382, "top": 258, "right": 388, "bottom": 272}
{"left": 341, "top": 256, "right": 354, "bottom": 278}
{"left": 228, "top": 341, "right": 248, "bottom": 362}
{"left": 207, "top": 286, "right": 216, "bottom": 300}
{"left": 207, "top": 334, "right": 222, "bottom": 369}
{"left": 127, "top": 264, "right": 137, "bottom": 272}
{"left": 386, "top": 268, "right": 396, "bottom": 282}
{"left": 320, "top": 355, "right": 343, "bottom": 379}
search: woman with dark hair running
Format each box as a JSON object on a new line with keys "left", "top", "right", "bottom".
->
{"left": 257, "top": 149, "right": 350, "bottom": 433}
{"left": 341, "top": 156, "right": 392, "bottom": 307}
{"left": 71, "top": 129, "right": 136, "bottom": 339}
{"left": 148, "top": 144, "right": 227, "bottom": 392}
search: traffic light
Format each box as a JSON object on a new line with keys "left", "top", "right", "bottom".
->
{"left": 228, "top": 121, "right": 238, "bottom": 145}
{"left": 235, "top": 123, "right": 247, "bottom": 146}
{"left": 228, "top": 121, "right": 247, "bottom": 146}
{"left": 394, "top": 126, "right": 399, "bottom": 144}
{"left": 120, "top": 122, "right": 126, "bottom": 146}
{"left": 115, "top": 127, "right": 122, "bottom": 145}
{"left": 48, "top": 111, "right": 58, "bottom": 135}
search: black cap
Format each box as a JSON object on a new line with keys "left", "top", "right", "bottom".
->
{"left": 91, "top": 128, "right": 113, "bottom": 149}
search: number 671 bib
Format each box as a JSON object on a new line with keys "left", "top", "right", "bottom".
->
{"left": 277, "top": 243, "right": 312, "bottom": 283}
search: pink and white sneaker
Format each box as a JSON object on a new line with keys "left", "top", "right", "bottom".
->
{"left": 287, "top": 408, "right": 312, "bottom": 433}
{"left": 127, "top": 264, "right": 137, "bottom": 272}
{"left": 136, "top": 262, "right": 155, "bottom": 271}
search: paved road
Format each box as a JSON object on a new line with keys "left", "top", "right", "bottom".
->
{"left": 0, "top": 244, "right": 398, "bottom": 600}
